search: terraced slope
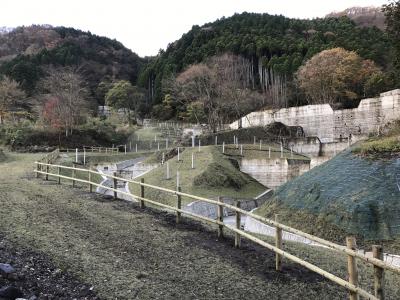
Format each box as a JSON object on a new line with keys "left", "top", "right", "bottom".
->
{"left": 130, "top": 146, "right": 267, "bottom": 207}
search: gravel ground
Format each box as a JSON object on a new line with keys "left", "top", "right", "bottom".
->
{"left": 0, "top": 152, "right": 349, "bottom": 299}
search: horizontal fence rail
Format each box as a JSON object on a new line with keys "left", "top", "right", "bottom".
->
{"left": 34, "top": 161, "right": 400, "bottom": 300}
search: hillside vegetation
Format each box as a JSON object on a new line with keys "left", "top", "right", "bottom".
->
{"left": 139, "top": 12, "right": 392, "bottom": 104}
{"left": 0, "top": 25, "right": 143, "bottom": 103}
{"left": 257, "top": 147, "right": 400, "bottom": 252}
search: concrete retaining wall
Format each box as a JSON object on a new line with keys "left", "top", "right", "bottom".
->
{"left": 231, "top": 89, "right": 400, "bottom": 143}
{"left": 240, "top": 158, "right": 310, "bottom": 189}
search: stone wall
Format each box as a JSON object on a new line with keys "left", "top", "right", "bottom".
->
{"left": 231, "top": 89, "right": 400, "bottom": 143}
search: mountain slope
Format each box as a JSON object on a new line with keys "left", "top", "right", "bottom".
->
{"left": 0, "top": 25, "right": 144, "bottom": 103}
{"left": 326, "top": 6, "right": 386, "bottom": 30}
{"left": 139, "top": 12, "right": 392, "bottom": 104}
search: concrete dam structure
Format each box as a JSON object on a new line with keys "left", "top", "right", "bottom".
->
{"left": 230, "top": 89, "right": 400, "bottom": 143}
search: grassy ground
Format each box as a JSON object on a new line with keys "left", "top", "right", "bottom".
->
{"left": 353, "top": 135, "right": 400, "bottom": 157}
{"left": 257, "top": 234, "right": 400, "bottom": 299}
{"left": 223, "top": 143, "right": 310, "bottom": 160}
{"left": 0, "top": 151, "right": 354, "bottom": 299}
{"left": 130, "top": 146, "right": 267, "bottom": 207}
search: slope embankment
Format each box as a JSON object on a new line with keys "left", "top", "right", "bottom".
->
{"left": 257, "top": 146, "right": 400, "bottom": 252}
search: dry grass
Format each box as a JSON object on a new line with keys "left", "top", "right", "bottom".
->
{"left": 0, "top": 151, "right": 355, "bottom": 299}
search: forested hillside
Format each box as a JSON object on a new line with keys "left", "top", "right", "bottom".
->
{"left": 0, "top": 25, "right": 144, "bottom": 103}
{"left": 139, "top": 12, "right": 393, "bottom": 106}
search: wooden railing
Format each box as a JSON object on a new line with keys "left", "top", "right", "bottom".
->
{"left": 33, "top": 161, "right": 399, "bottom": 300}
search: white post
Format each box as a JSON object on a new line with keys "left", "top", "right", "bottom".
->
{"left": 166, "top": 162, "right": 170, "bottom": 179}
{"left": 154, "top": 134, "right": 157, "bottom": 142}
{"left": 191, "top": 153, "right": 194, "bottom": 169}
{"left": 222, "top": 142, "right": 225, "bottom": 153}
{"left": 240, "top": 144, "right": 243, "bottom": 155}
{"left": 198, "top": 140, "right": 201, "bottom": 152}
{"left": 177, "top": 147, "right": 180, "bottom": 161}
{"left": 215, "top": 136, "right": 218, "bottom": 145}
{"left": 83, "top": 148, "right": 86, "bottom": 165}
{"left": 269, "top": 147, "right": 271, "bottom": 158}
{"left": 233, "top": 135, "right": 236, "bottom": 145}
{"left": 135, "top": 144, "right": 138, "bottom": 153}
{"left": 176, "top": 171, "right": 180, "bottom": 189}
{"left": 124, "top": 144, "right": 127, "bottom": 155}
{"left": 280, "top": 143, "right": 283, "bottom": 158}
{"left": 259, "top": 140, "right": 262, "bottom": 150}
{"left": 158, "top": 142, "right": 160, "bottom": 151}
{"left": 192, "top": 136, "right": 195, "bottom": 148}
{"left": 75, "top": 148, "right": 78, "bottom": 163}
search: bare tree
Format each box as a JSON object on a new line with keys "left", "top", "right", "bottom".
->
{"left": 258, "top": 60, "right": 288, "bottom": 108}
{"left": 0, "top": 76, "right": 26, "bottom": 124}
{"left": 39, "top": 67, "right": 90, "bottom": 136}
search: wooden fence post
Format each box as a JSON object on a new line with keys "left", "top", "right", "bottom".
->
{"left": 176, "top": 186, "right": 182, "bottom": 224}
{"left": 57, "top": 166, "right": 61, "bottom": 184}
{"left": 140, "top": 178, "right": 145, "bottom": 208}
{"left": 275, "top": 214, "right": 283, "bottom": 271}
{"left": 45, "top": 161, "right": 49, "bottom": 181}
{"left": 346, "top": 236, "right": 359, "bottom": 300}
{"left": 235, "top": 201, "right": 241, "bottom": 248}
{"left": 36, "top": 163, "right": 39, "bottom": 178}
{"left": 217, "top": 197, "right": 224, "bottom": 238}
{"left": 113, "top": 172, "right": 117, "bottom": 199}
{"left": 372, "top": 245, "right": 384, "bottom": 300}
{"left": 88, "top": 170, "right": 92, "bottom": 193}
{"left": 72, "top": 163, "right": 76, "bottom": 187}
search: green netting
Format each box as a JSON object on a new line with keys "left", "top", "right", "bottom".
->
{"left": 268, "top": 149, "right": 400, "bottom": 240}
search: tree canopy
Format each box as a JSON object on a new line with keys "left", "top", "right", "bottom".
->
{"left": 138, "top": 12, "right": 393, "bottom": 105}
{"left": 296, "top": 47, "right": 384, "bottom": 107}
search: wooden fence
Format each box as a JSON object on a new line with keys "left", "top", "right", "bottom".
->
{"left": 34, "top": 161, "right": 400, "bottom": 300}
{"left": 59, "top": 146, "right": 119, "bottom": 154}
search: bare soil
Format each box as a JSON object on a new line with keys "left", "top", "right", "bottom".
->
{"left": 0, "top": 152, "right": 348, "bottom": 299}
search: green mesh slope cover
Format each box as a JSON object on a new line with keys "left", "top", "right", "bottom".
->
{"left": 271, "top": 149, "right": 400, "bottom": 240}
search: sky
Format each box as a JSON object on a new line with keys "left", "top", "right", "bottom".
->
{"left": 1, "top": 0, "right": 389, "bottom": 57}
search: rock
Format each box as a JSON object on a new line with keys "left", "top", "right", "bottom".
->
{"left": 0, "top": 264, "right": 15, "bottom": 278}
{"left": 0, "top": 264, "right": 15, "bottom": 275}
{"left": 0, "top": 286, "right": 23, "bottom": 299}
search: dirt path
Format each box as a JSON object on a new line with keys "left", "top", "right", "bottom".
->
{"left": 0, "top": 152, "right": 347, "bottom": 299}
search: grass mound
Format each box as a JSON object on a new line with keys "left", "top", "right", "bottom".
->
{"left": 194, "top": 161, "right": 249, "bottom": 189}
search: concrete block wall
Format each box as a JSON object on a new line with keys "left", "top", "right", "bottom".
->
{"left": 240, "top": 158, "right": 310, "bottom": 189}
{"left": 232, "top": 89, "right": 400, "bottom": 143}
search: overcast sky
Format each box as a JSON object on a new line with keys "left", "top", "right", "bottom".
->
{"left": 1, "top": 0, "right": 388, "bottom": 56}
